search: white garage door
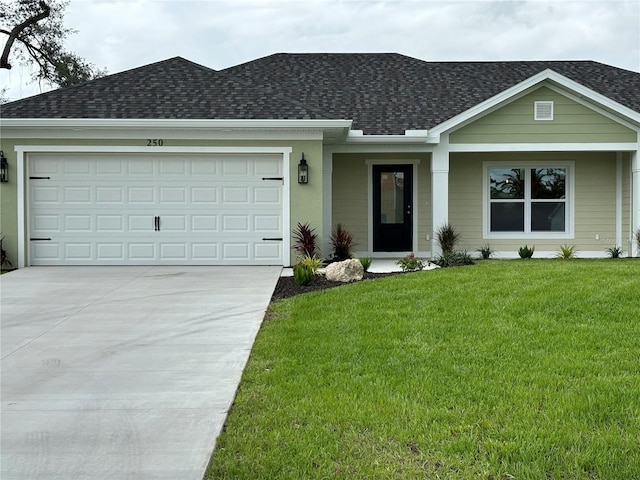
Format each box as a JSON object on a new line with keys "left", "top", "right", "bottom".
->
{"left": 28, "top": 152, "right": 284, "bottom": 265}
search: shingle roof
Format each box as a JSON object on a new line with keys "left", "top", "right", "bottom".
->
{"left": 2, "top": 53, "right": 639, "bottom": 135}
{"left": 0, "top": 57, "right": 328, "bottom": 120}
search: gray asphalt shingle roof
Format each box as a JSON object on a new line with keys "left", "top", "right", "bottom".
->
{"left": 2, "top": 53, "right": 639, "bottom": 135}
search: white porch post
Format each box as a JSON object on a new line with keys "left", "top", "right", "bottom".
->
{"left": 632, "top": 150, "right": 640, "bottom": 257}
{"left": 431, "top": 135, "right": 450, "bottom": 257}
{"left": 322, "top": 147, "right": 334, "bottom": 259}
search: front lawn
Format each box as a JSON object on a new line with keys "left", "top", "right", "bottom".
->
{"left": 207, "top": 260, "right": 640, "bottom": 479}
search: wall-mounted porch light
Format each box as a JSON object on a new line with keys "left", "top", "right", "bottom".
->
{"left": 298, "top": 153, "right": 309, "bottom": 184}
{"left": 0, "top": 151, "right": 8, "bottom": 183}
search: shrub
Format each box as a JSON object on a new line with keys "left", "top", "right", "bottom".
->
{"left": 555, "top": 244, "right": 577, "bottom": 260}
{"left": 296, "top": 254, "right": 323, "bottom": 274}
{"left": 606, "top": 246, "right": 623, "bottom": 259}
{"left": 358, "top": 257, "right": 372, "bottom": 272}
{"left": 476, "top": 243, "right": 494, "bottom": 260}
{"left": 293, "top": 263, "right": 314, "bottom": 286}
{"left": 330, "top": 224, "right": 355, "bottom": 261}
{"left": 396, "top": 253, "right": 425, "bottom": 272}
{"left": 518, "top": 245, "right": 535, "bottom": 259}
{"left": 292, "top": 222, "right": 319, "bottom": 258}
{"left": 0, "top": 235, "right": 12, "bottom": 270}
{"left": 435, "top": 251, "right": 475, "bottom": 268}
{"left": 436, "top": 224, "right": 461, "bottom": 256}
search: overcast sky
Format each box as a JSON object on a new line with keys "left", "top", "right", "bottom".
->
{"left": 2, "top": 0, "right": 640, "bottom": 101}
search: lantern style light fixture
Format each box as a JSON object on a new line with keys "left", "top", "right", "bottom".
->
{"left": 298, "top": 153, "right": 309, "bottom": 184}
{"left": 0, "top": 151, "right": 8, "bottom": 183}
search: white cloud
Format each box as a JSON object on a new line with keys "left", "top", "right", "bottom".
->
{"left": 2, "top": 0, "right": 638, "bottom": 101}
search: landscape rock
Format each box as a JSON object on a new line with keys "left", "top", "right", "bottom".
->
{"left": 325, "top": 259, "right": 364, "bottom": 283}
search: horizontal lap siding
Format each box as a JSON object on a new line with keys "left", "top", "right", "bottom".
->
{"left": 332, "top": 154, "right": 369, "bottom": 252}
{"left": 450, "top": 86, "right": 637, "bottom": 144}
{"left": 449, "top": 152, "right": 619, "bottom": 254}
{"left": 449, "top": 155, "right": 483, "bottom": 250}
{"left": 332, "top": 153, "right": 431, "bottom": 254}
{"left": 574, "top": 153, "right": 617, "bottom": 251}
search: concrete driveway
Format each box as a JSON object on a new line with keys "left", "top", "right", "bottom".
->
{"left": 1, "top": 266, "right": 281, "bottom": 480}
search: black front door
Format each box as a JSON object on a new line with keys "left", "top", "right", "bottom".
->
{"left": 373, "top": 165, "right": 413, "bottom": 251}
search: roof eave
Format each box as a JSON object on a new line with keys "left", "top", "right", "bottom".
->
{"left": 429, "top": 69, "right": 640, "bottom": 136}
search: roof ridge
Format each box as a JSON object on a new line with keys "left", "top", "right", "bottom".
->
{"left": 2, "top": 57, "right": 216, "bottom": 106}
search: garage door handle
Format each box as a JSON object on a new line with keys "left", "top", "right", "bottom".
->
{"left": 30, "top": 237, "right": 52, "bottom": 241}
{"left": 262, "top": 238, "right": 283, "bottom": 241}
{"left": 154, "top": 216, "right": 160, "bottom": 232}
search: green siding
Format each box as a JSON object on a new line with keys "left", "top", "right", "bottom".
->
{"left": 449, "top": 152, "right": 620, "bottom": 254}
{"left": 450, "top": 86, "right": 637, "bottom": 144}
{"left": 0, "top": 137, "right": 323, "bottom": 266}
{"left": 332, "top": 152, "right": 431, "bottom": 255}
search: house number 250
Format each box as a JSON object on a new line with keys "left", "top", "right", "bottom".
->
{"left": 147, "top": 139, "right": 164, "bottom": 146}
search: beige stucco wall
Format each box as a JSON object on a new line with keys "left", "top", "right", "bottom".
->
{"left": 332, "top": 152, "right": 431, "bottom": 256}
{"left": 0, "top": 136, "right": 324, "bottom": 266}
{"left": 450, "top": 86, "right": 637, "bottom": 144}
{"left": 449, "top": 151, "right": 620, "bottom": 255}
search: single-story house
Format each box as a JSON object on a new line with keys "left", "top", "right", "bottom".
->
{"left": 1, "top": 53, "right": 639, "bottom": 268}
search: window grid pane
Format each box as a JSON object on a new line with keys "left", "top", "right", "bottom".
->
{"left": 488, "top": 165, "right": 568, "bottom": 234}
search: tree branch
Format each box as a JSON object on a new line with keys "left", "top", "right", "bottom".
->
{"left": 1, "top": 1, "right": 51, "bottom": 70}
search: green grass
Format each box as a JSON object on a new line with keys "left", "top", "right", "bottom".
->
{"left": 207, "top": 260, "right": 640, "bottom": 479}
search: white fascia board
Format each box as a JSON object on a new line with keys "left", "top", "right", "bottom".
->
{"left": 430, "top": 69, "right": 640, "bottom": 136}
{"left": 0, "top": 118, "right": 353, "bottom": 140}
{"left": 449, "top": 142, "right": 639, "bottom": 152}
{"left": 0, "top": 118, "right": 353, "bottom": 129}
{"left": 346, "top": 134, "right": 434, "bottom": 144}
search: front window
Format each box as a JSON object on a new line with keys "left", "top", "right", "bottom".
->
{"left": 488, "top": 165, "right": 568, "bottom": 235}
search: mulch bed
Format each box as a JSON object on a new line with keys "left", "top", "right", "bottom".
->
{"left": 271, "top": 271, "right": 402, "bottom": 301}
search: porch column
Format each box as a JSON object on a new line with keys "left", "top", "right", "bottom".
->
{"left": 632, "top": 150, "right": 639, "bottom": 257}
{"left": 431, "top": 135, "right": 450, "bottom": 257}
{"left": 322, "top": 147, "right": 334, "bottom": 259}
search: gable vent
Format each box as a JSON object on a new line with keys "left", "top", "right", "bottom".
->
{"left": 534, "top": 101, "right": 554, "bottom": 121}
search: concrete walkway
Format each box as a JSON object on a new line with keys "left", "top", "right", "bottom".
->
{"left": 1, "top": 266, "right": 281, "bottom": 480}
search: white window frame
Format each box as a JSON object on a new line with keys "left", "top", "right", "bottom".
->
{"left": 483, "top": 161, "right": 574, "bottom": 240}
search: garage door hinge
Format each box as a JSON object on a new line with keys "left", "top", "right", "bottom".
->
{"left": 262, "top": 238, "right": 283, "bottom": 241}
{"left": 262, "top": 177, "right": 284, "bottom": 181}
{"left": 29, "top": 176, "right": 51, "bottom": 180}
{"left": 30, "top": 238, "right": 52, "bottom": 241}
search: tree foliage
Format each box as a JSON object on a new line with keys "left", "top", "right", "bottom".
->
{"left": 0, "top": 0, "right": 105, "bottom": 88}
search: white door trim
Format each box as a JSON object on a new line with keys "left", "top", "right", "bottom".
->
{"left": 16, "top": 145, "right": 292, "bottom": 267}
{"left": 365, "top": 159, "right": 420, "bottom": 255}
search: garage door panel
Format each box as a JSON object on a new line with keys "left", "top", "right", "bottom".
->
{"left": 191, "top": 216, "right": 218, "bottom": 232}
{"left": 97, "top": 243, "right": 124, "bottom": 259}
{"left": 254, "top": 186, "right": 281, "bottom": 204}
{"left": 191, "top": 187, "right": 218, "bottom": 204}
{"left": 159, "top": 216, "right": 187, "bottom": 232}
{"left": 33, "top": 214, "right": 60, "bottom": 232}
{"left": 129, "top": 243, "right": 155, "bottom": 259}
{"left": 32, "top": 186, "right": 59, "bottom": 203}
{"left": 96, "top": 187, "right": 124, "bottom": 203}
{"left": 63, "top": 159, "right": 92, "bottom": 175}
{"left": 29, "top": 153, "right": 284, "bottom": 265}
{"left": 64, "top": 215, "right": 92, "bottom": 232}
{"left": 97, "top": 215, "right": 124, "bottom": 231}
{"left": 192, "top": 243, "right": 219, "bottom": 260}
{"left": 128, "top": 160, "right": 154, "bottom": 175}
{"left": 64, "top": 187, "right": 92, "bottom": 203}
{"left": 128, "top": 187, "right": 155, "bottom": 203}
{"left": 222, "top": 187, "right": 249, "bottom": 203}
{"left": 65, "top": 243, "right": 92, "bottom": 260}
